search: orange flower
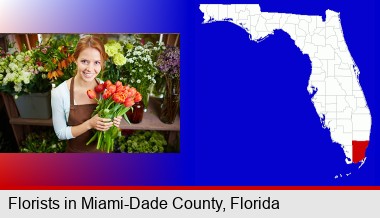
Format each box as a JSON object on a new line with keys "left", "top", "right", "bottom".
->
{"left": 112, "top": 92, "right": 127, "bottom": 103}
{"left": 128, "top": 87, "right": 137, "bottom": 98}
{"left": 47, "top": 70, "right": 64, "bottom": 80}
{"left": 104, "top": 80, "right": 112, "bottom": 89}
{"left": 115, "top": 81, "right": 122, "bottom": 87}
{"left": 134, "top": 92, "right": 142, "bottom": 102}
{"left": 60, "top": 59, "right": 67, "bottom": 69}
{"left": 68, "top": 54, "right": 75, "bottom": 63}
{"left": 124, "top": 97, "right": 135, "bottom": 107}
{"left": 116, "top": 85, "right": 127, "bottom": 93}
{"left": 107, "top": 85, "right": 116, "bottom": 94}
{"left": 102, "top": 90, "right": 112, "bottom": 99}
{"left": 87, "top": 89, "right": 96, "bottom": 99}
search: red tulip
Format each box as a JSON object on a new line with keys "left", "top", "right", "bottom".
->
{"left": 104, "top": 80, "right": 113, "bottom": 89}
{"left": 116, "top": 85, "right": 127, "bottom": 93}
{"left": 113, "top": 92, "right": 127, "bottom": 103}
{"left": 107, "top": 85, "right": 116, "bottom": 94}
{"left": 134, "top": 92, "right": 142, "bottom": 102}
{"left": 95, "top": 84, "right": 105, "bottom": 93}
{"left": 124, "top": 98, "right": 135, "bottom": 107}
{"left": 87, "top": 89, "right": 96, "bottom": 99}
{"left": 102, "top": 90, "right": 112, "bottom": 99}
{"left": 115, "top": 81, "right": 122, "bottom": 87}
{"left": 129, "top": 87, "right": 137, "bottom": 97}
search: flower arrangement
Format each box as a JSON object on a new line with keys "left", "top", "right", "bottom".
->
{"left": 102, "top": 40, "right": 127, "bottom": 83}
{"left": 120, "top": 35, "right": 165, "bottom": 108}
{"left": 86, "top": 80, "right": 142, "bottom": 153}
{"left": 156, "top": 46, "right": 180, "bottom": 78}
{"left": 0, "top": 49, "right": 40, "bottom": 96}
{"left": 156, "top": 46, "right": 180, "bottom": 123}
{"left": 101, "top": 35, "right": 164, "bottom": 108}
{"left": 32, "top": 35, "right": 79, "bottom": 87}
{"left": 0, "top": 35, "right": 79, "bottom": 97}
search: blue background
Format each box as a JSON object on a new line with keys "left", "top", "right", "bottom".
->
{"left": 0, "top": 0, "right": 378, "bottom": 186}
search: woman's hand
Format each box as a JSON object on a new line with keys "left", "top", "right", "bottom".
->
{"left": 113, "top": 116, "right": 122, "bottom": 128}
{"left": 87, "top": 114, "right": 113, "bottom": 131}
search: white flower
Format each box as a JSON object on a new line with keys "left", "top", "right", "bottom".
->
{"left": 21, "top": 71, "right": 32, "bottom": 84}
{"left": 16, "top": 54, "right": 24, "bottom": 62}
{"left": 14, "top": 83, "right": 22, "bottom": 92}
{"left": 9, "top": 62, "right": 18, "bottom": 71}
{"left": 136, "top": 79, "right": 141, "bottom": 83}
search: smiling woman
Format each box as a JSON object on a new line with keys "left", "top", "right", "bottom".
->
{"left": 51, "top": 35, "right": 122, "bottom": 152}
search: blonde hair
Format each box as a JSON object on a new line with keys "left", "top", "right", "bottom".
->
{"left": 73, "top": 35, "right": 108, "bottom": 69}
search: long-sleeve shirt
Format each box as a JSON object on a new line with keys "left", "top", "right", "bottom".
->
{"left": 51, "top": 81, "right": 73, "bottom": 140}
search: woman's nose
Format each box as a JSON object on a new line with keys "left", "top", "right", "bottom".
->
{"left": 86, "top": 64, "right": 95, "bottom": 71}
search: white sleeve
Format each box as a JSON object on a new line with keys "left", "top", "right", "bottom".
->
{"left": 51, "top": 86, "right": 74, "bottom": 140}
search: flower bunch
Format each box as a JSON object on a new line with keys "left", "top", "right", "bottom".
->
{"left": 156, "top": 46, "right": 180, "bottom": 78}
{"left": 33, "top": 35, "right": 79, "bottom": 87}
{"left": 105, "top": 40, "right": 127, "bottom": 66}
{"left": 86, "top": 80, "right": 142, "bottom": 153}
{"left": 0, "top": 34, "right": 79, "bottom": 96}
{"left": 0, "top": 50, "right": 40, "bottom": 96}
{"left": 102, "top": 40, "right": 127, "bottom": 83}
{"left": 120, "top": 35, "right": 165, "bottom": 107}
{"left": 156, "top": 46, "right": 180, "bottom": 124}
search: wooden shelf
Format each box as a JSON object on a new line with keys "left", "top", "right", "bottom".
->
{"left": 9, "top": 118, "right": 52, "bottom": 126}
{"left": 2, "top": 92, "right": 180, "bottom": 147}
{"left": 119, "top": 97, "right": 180, "bottom": 131}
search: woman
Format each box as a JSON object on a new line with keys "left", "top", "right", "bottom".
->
{"left": 51, "top": 35, "right": 122, "bottom": 152}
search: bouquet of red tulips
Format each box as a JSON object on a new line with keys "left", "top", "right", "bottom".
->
{"left": 86, "top": 80, "right": 142, "bottom": 152}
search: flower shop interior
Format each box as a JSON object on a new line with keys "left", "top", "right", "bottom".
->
{"left": 0, "top": 33, "right": 180, "bottom": 153}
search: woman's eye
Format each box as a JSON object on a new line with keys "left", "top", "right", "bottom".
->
{"left": 81, "top": 60, "right": 89, "bottom": 64}
{"left": 95, "top": 61, "right": 101, "bottom": 65}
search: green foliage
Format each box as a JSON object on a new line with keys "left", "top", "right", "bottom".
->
{"left": 101, "top": 34, "right": 165, "bottom": 107}
{"left": 21, "top": 129, "right": 66, "bottom": 153}
{"left": 118, "top": 131, "right": 166, "bottom": 153}
{"left": 0, "top": 34, "right": 79, "bottom": 96}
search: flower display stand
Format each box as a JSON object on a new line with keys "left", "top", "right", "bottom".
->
{"left": 0, "top": 93, "right": 52, "bottom": 147}
{"left": 1, "top": 93, "right": 179, "bottom": 150}
{"left": 14, "top": 92, "right": 52, "bottom": 119}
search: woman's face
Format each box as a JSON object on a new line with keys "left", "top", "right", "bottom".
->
{"left": 76, "top": 47, "right": 102, "bottom": 82}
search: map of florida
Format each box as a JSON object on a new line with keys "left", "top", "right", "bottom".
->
{"left": 200, "top": 4, "right": 372, "bottom": 164}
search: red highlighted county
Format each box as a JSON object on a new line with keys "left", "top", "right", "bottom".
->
{"left": 352, "top": 141, "right": 369, "bottom": 163}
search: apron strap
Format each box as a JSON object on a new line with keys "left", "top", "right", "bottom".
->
{"left": 70, "top": 78, "right": 75, "bottom": 107}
